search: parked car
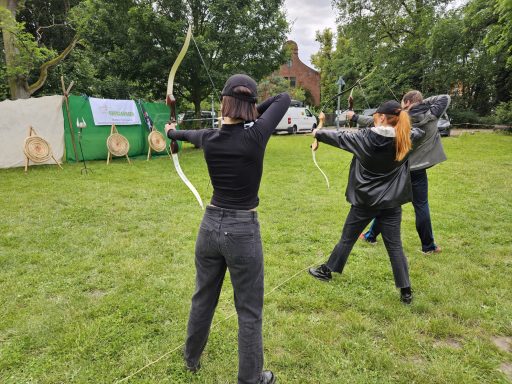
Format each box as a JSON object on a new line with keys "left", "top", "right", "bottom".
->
{"left": 334, "top": 110, "right": 349, "bottom": 125}
{"left": 361, "top": 108, "right": 377, "bottom": 116}
{"left": 274, "top": 107, "right": 318, "bottom": 134}
{"left": 178, "top": 110, "right": 218, "bottom": 129}
{"left": 437, "top": 112, "right": 451, "bottom": 137}
{"left": 353, "top": 108, "right": 377, "bottom": 128}
{"left": 290, "top": 99, "right": 304, "bottom": 107}
{"left": 332, "top": 108, "right": 377, "bottom": 127}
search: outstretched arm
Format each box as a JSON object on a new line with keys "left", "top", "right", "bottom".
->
{"left": 423, "top": 95, "right": 451, "bottom": 118}
{"left": 314, "top": 127, "right": 361, "bottom": 154}
{"left": 165, "top": 123, "right": 208, "bottom": 148}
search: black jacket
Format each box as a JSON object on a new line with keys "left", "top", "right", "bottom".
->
{"left": 407, "top": 95, "right": 450, "bottom": 170}
{"left": 315, "top": 126, "right": 424, "bottom": 209}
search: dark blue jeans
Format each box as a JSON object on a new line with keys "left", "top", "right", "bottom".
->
{"left": 326, "top": 205, "right": 411, "bottom": 288}
{"left": 185, "top": 206, "right": 264, "bottom": 384}
{"left": 364, "top": 169, "right": 436, "bottom": 252}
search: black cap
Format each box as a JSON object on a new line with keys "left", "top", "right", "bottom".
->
{"left": 221, "top": 74, "right": 258, "bottom": 103}
{"left": 374, "top": 100, "right": 402, "bottom": 116}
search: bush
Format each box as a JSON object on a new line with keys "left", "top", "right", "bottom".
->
{"left": 449, "top": 109, "right": 498, "bottom": 126}
{"left": 449, "top": 109, "right": 482, "bottom": 124}
{"left": 494, "top": 101, "right": 512, "bottom": 125}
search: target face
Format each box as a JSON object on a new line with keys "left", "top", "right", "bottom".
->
{"left": 148, "top": 131, "right": 166, "bottom": 152}
{"left": 24, "top": 137, "right": 51, "bottom": 163}
{"left": 107, "top": 133, "right": 130, "bottom": 156}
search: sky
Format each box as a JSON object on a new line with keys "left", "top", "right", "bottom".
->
{"left": 284, "top": 0, "right": 338, "bottom": 70}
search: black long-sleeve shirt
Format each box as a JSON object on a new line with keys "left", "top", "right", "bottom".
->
{"left": 168, "top": 93, "right": 291, "bottom": 210}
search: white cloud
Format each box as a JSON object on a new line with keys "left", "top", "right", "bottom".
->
{"left": 284, "top": 0, "right": 338, "bottom": 69}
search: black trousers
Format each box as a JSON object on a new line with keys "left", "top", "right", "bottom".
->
{"left": 326, "top": 205, "right": 411, "bottom": 288}
{"left": 185, "top": 206, "right": 264, "bottom": 384}
{"left": 366, "top": 169, "right": 436, "bottom": 252}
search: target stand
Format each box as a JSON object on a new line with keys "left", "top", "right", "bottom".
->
{"left": 106, "top": 124, "right": 131, "bottom": 165}
{"left": 147, "top": 130, "right": 167, "bottom": 160}
{"left": 23, "top": 126, "right": 63, "bottom": 172}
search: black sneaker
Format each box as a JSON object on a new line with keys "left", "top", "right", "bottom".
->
{"left": 185, "top": 361, "right": 201, "bottom": 373}
{"left": 400, "top": 287, "right": 413, "bottom": 304}
{"left": 308, "top": 264, "right": 332, "bottom": 282}
{"left": 260, "top": 370, "right": 276, "bottom": 384}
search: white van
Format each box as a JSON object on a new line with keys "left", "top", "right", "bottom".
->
{"left": 274, "top": 107, "right": 318, "bottom": 134}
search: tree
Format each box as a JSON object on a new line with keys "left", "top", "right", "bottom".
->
{"left": 311, "top": 28, "right": 338, "bottom": 109}
{"left": 68, "top": 0, "right": 289, "bottom": 116}
{"left": 312, "top": 0, "right": 511, "bottom": 119}
{"left": 325, "top": 0, "right": 455, "bottom": 104}
{"left": 258, "top": 74, "right": 290, "bottom": 101}
{"left": 481, "top": 0, "right": 512, "bottom": 104}
{"left": 0, "top": 0, "right": 77, "bottom": 99}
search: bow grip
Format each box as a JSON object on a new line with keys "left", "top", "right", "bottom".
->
{"left": 169, "top": 139, "right": 179, "bottom": 154}
{"left": 166, "top": 119, "right": 179, "bottom": 154}
{"left": 348, "top": 95, "right": 354, "bottom": 111}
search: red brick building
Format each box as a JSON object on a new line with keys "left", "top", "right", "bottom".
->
{"left": 278, "top": 41, "right": 321, "bottom": 106}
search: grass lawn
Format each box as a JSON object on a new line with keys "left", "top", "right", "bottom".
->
{"left": 1, "top": 132, "right": 511, "bottom": 383}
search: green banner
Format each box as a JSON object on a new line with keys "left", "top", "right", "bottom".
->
{"left": 63, "top": 96, "right": 176, "bottom": 162}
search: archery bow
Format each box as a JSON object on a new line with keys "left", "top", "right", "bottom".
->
{"left": 310, "top": 87, "right": 355, "bottom": 190}
{"left": 166, "top": 25, "right": 204, "bottom": 209}
{"left": 311, "top": 68, "right": 377, "bottom": 189}
{"left": 346, "top": 87, "right": 354, "bottom": 127}
{"left": 311, "top": 112, "right": 329, "bottom": 189}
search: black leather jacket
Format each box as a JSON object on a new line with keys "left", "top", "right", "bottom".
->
{"left": 315, "top": 126, "right": 424, "bottom": 209}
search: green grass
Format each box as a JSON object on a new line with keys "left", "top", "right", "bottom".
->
{"left": 1, "top": 133, "right": 511, "bottom": 383}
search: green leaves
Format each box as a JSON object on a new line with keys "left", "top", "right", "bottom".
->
{"left": 313, "top": 0, "right": 511, "bottom": 120}
{"left": 0, "top": 7, "right": 54, "bottom": 79}
{"left": 1, "top": 0, "right": 289, "bottom": 105}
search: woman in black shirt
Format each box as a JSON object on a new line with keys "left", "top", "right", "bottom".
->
{"left": 165, "top": 74, "right": 290, "bottom": 384}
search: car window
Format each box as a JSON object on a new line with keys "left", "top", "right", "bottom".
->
{"left": 362, "top": 108, "right": 377, "bottom": 116}
{"left": 305, "top": 109, "right": 312, "bottom": 117}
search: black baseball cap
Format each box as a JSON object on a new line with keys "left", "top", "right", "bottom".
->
{"left": 374, "top": 100, "right": 402, "bottom": 116}
{"left": 221, "top": 74, "right": 258, "bottom": 103}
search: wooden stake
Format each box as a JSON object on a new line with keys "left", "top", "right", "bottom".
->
{"left": 24, "top": 126, "right": 32, "bottom": 172}
{"left": 61, "top": 76, "right": 78, "bottom": 162}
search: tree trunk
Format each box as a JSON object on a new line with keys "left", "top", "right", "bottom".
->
{"left": 1, "top": 0, "right": 77, "bottom": 99}
{"left": 0, "top": 0, "right": 26, "bottom": 99}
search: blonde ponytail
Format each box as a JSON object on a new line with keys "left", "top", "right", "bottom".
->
{"left": 392, "top": 110, "right": 412, "bottom": 161}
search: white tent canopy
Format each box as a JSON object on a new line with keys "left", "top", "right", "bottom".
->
{"left": 0, "top": 96, "right": 65, "bottom": 169}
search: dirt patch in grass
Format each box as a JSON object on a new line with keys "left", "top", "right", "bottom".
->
{"left": 433, "top": 338, "right": 463, "bottom": 350}
{"left": 410, "top": 356, "right": 426, "bottom": 365}
{"left": 87, "top": 289, "right": 107, "bottom": 299}
{"left": 492, "top": 336, "right": 512, "bottom": 353}
{"left": 499, "top": 363, "right": 512, "bottom": 381}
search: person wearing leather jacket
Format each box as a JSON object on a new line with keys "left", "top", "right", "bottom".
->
{"left": 355, "top": 92, "right": 451, "bottom": 254}
{"left": 308, "top": 100, "right": 425, "bottom": 304}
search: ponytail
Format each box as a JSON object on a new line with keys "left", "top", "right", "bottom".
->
{"left": 392, "top": 110, "right": 412, "bottom": 161}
